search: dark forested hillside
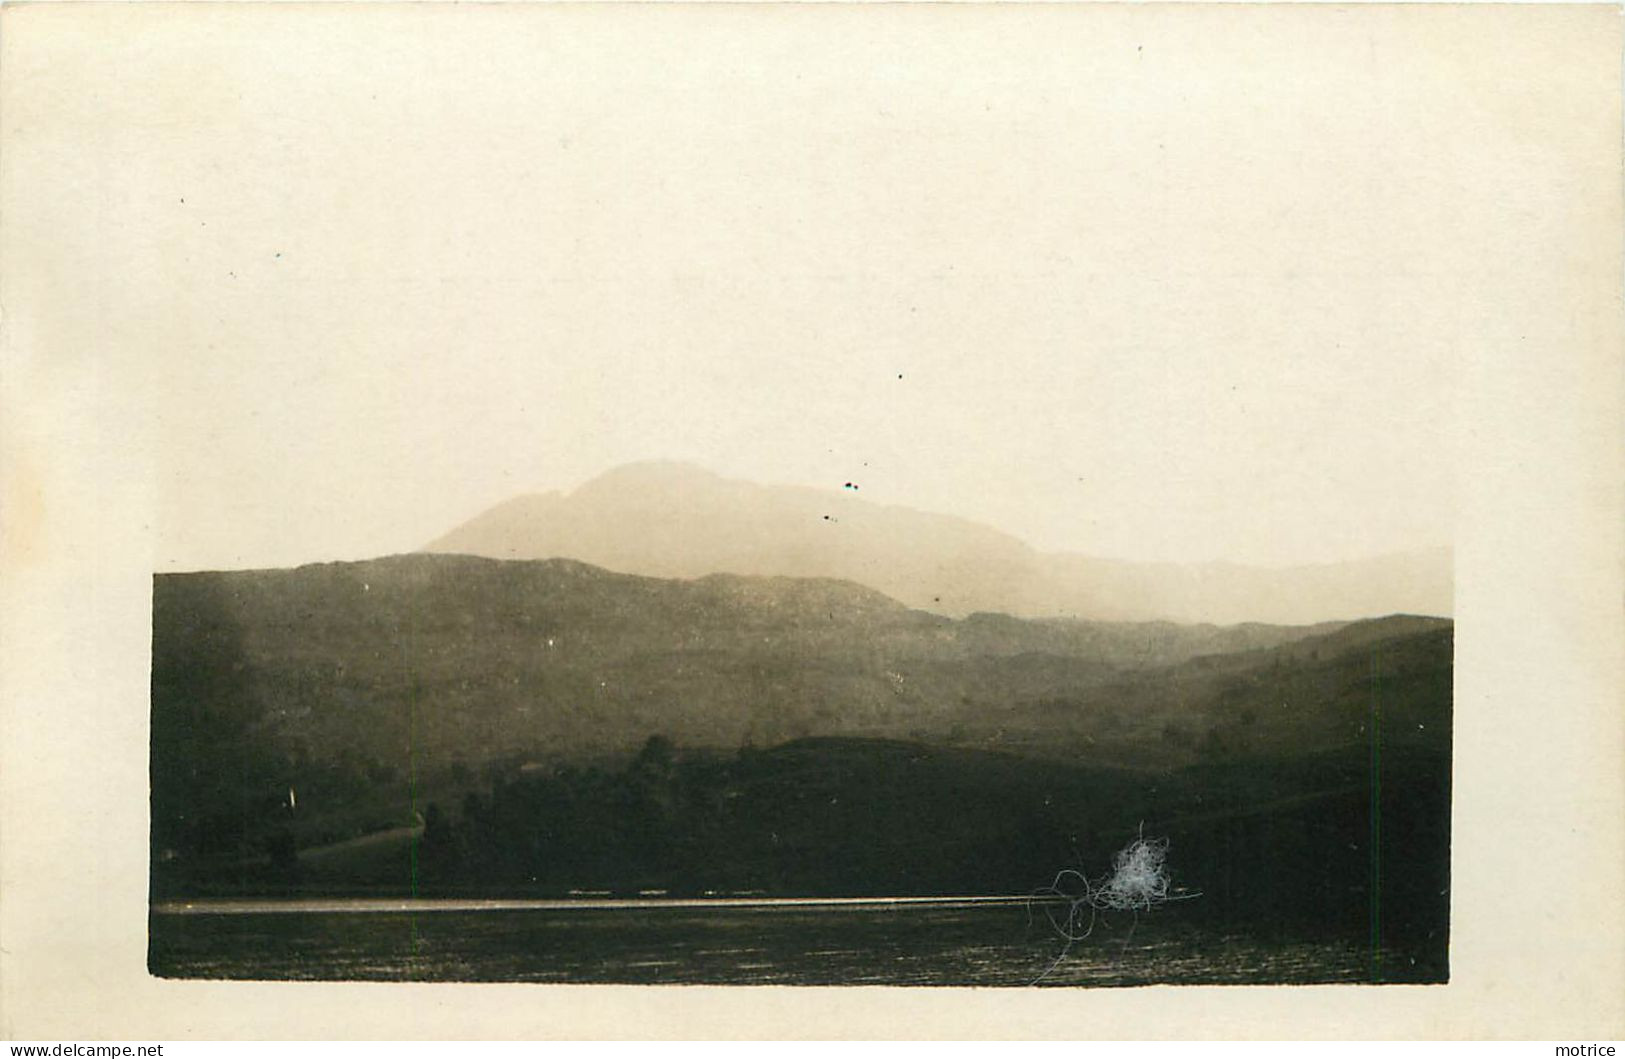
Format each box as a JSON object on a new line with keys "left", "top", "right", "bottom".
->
{"left": 152, "top": 555, "right": 1404, "bottom": 773}
{"left": 150, "top": 553, "right": 1450, "bottom": 920}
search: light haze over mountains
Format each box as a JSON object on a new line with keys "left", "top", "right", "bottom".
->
{"left": 424, "top": 462, "right": 1451, "bottom": 625}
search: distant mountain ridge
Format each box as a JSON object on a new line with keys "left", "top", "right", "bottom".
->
{"left": 423, "top": 462, "right": 1452, "bottom": 625}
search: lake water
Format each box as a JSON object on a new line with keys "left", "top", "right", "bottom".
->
{"left": 148, "top": 897, "right": 1438, "bottom": 986}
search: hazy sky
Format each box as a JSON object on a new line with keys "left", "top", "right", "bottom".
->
{"left": 23, "top": 3, "right": 1581, "bottom": 573}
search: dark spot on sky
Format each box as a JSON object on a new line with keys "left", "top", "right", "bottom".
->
{"left": 843, "top": 482, "right": 858, "bottom": 491}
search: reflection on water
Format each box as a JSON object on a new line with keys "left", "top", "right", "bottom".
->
{"left": 148, "top": 899, "right": 1443, "bottom": 986}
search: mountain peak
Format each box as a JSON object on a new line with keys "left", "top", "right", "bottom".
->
{"left": 424, "top": 465, "right": 1452, "bottom": 624}
{"left": 571, "top": 460, "right": 726, "bottom": 497}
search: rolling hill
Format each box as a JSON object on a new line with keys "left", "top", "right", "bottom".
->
{"left": 150, "top": 554, "right": 1450, "bottom": 874}
{"left": 151, "top": 554, "right": 1445, "bottom": 774}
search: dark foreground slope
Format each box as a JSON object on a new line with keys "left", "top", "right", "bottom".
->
{"left": 152, "top": 733, "right": 1449, "bottom": 981}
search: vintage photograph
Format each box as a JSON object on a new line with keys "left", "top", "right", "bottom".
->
{"left": 134, "top": 4, "right": 1464, "bottom": 986}
{"left": 149, "top": 467, "right": 1452, "bottom": 985}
